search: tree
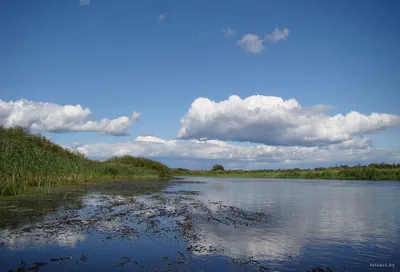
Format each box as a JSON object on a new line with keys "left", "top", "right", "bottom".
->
{"left": 211, "top": 164, "right": 224, "bottom": 171}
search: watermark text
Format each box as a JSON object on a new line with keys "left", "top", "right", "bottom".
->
{"left": 370, "top": 263, "right": 395, "bottom": 269}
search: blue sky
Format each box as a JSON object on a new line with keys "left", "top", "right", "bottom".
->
{"left": 1, "top": 0, "right": 399, "bottom": 169}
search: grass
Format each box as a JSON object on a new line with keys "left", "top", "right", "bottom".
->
{"left": 0, "top": 126, "right": 171, "bottom": 196}
{"left": 171, "top": 163, "right": 400, "bottom": 181}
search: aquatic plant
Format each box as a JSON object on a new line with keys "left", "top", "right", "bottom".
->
{"left": 0, "top": 126, "right": 170, "bottom": 196}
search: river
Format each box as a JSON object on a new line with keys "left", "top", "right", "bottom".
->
{"left": 1, "top": 177, "right": 399, "bottom": 271}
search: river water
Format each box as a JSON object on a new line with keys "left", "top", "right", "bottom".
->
{"left": 0, "top": 177, "right": 399, "bottom": 272}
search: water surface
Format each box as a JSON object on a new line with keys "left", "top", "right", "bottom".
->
{"left": 0, "top": 177, "right": 399, "bottom": 271}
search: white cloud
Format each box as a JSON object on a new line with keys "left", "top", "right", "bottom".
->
{"left": 177, "top": 95, "right": 400, "bottom": 146}
{"left": 2, "top": 228, "right": 86, "bottom": 249}
{"left": 75, "top": 135, "right": 400, "bottom": 169}
{"left": 72, "top": 142, "right": 81, "bottom": 148}
{"left": 158, "top": 13, "right": 168, "bottom": 21}
{"left": 237, "top": 34, "right": 264, "bottom": 54}
{"left": 237, "top": 28, "right": 289, "bottom": 54}
{"left": 221, "top": 28, "right": 236, "bottom": 37}
{"left": 264, "top": 27, "right": 289, "bottom": 43}
{"left": 0, "top": 99, "right": 140, "bottom": 136}
{"left": 80, "top": 0, "right": 90, "bottom": 6}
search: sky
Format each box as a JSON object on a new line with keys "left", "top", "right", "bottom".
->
{"left": 1, "top": 0, "right": 399, "bottom": 170}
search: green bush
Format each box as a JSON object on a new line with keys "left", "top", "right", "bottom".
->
{"left": 211, "top": 164, "right": 225, "bottom": 171}
{"left": 105, "top": 155, "right": 170, "bottom": 177}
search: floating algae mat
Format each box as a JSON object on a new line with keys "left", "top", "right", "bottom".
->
{"left": 1, "top": 177, "right": 399, "bottom": 272}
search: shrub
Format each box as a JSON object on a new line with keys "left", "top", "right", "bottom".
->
{"left": 211, "top": 164, "right": 224, "bottom": 171}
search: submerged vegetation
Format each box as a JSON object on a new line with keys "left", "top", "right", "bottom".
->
{"left": 172, "top": 163, "right": 400, "bottom": 181}
{"left": 0, "top": 126, "right": 170, "bottom": 196}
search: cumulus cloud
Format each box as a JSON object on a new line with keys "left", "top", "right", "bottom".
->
{"left": 158, "top": 13, "right": 168, "bottom": 21}
{"left": 237, "top": 34, "right": 264, "bottom": 54}
{"left": 80, "top": 0, "right": 90, "bottom": 6}
{"left": 221, "top": 28, "right": 236, "bottom": 37}
{"left": 264, "top": 27, "right": 289, "bottom": 42}
{"left": 75, "top": 135, "right": 400, "bottom": 169}
{"left": 177, "top": 95, "right": 400, "bottom": 146}
{"left": 0, "top": 99, "right": 140, "bottom": 136}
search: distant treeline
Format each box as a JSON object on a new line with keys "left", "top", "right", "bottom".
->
{"left": 171, "top": 163, "right": 400, "bottom": 181}
{"left": 0, "top": 126, "right": 170, "bottom": 196}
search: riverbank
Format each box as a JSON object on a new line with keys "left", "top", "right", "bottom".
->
{"left": 171, "top": 164, "right": 400, "bottom": 181}
{"left": 2, "top": 126, "right": 399, "bottom": 197}
{"left": 0, "top": 126, "right": 171, "bottom": 196}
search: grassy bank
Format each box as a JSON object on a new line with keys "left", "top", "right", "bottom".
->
{"left": 171, "top": 164, "right": 400, "bottom": 181}
{"left": 0, "top": 126, "right": 170, "bottom": 196}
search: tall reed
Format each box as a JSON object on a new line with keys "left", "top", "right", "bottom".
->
{"left": 0, "top": 126, "right": 170, "bottom": 196}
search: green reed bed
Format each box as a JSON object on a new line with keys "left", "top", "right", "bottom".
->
{"left": 0, "top": 126, "right": 170, "bottom": 196}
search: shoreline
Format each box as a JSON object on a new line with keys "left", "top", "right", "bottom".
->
{"left": 171, "top": 167, "right": 400, "bottom": 181}
{"left": 0, "top": 176, "right": 172, "bottom": 199}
